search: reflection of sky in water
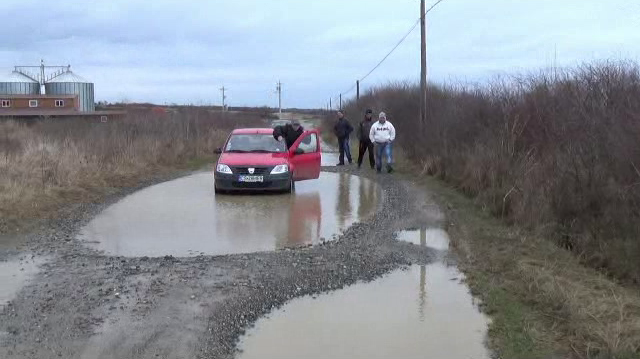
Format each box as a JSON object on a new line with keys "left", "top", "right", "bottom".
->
{"left": 238, "top": 264, "right": 490, "bottom": 359}
{"left": 0, "top": 256, "right": 43, "bottom": 305}
{"left": 396, "top": 228, "right": 450, "bottom": 251}
{"left": 78, "top": 172, "right": 380, "bottom": 257}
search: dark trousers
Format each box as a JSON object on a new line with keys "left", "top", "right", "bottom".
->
{"left": 338, "top": 137, "right": 352, "bottom": 164}
{"left": 357, "top": 140, "right": 375, "bottom": 168}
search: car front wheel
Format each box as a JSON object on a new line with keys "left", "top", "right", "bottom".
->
{"left": 286, "top": 180, "right": 295, "bottom": 193}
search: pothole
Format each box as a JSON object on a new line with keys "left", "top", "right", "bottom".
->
{"left": 237, "top": 264, "right": 490, "bottom": 359}
{"left": 78, "top": 172, "right": 381, "bottom": 257}
{"left": 0, "top": 255, "right": 44, "bottom": 306}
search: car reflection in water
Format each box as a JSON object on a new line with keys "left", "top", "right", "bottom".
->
{"left": 212, "top": 172, "right": 381, "bottom": 253}
{"left": 80, "top": 172, "right": 379, "bottom": 257}
{"left": 277, "top": 192, "right": 322, "bottom": 249}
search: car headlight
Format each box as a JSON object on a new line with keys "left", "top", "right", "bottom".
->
{"left": 270, "top": 164, "right": 289, "bottom": 174}
{"left": 216, "top": 164, "right": 232, "bottom": 174}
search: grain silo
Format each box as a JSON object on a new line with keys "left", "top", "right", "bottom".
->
{"left": 45, "top": 70, "right": 95, "bottom": 112}
{"left": 0, "top": 71, "right": 40, "bottom": 95}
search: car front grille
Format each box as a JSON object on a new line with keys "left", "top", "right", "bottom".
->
{"left": 231, "top": 166, "right": 272, "bottom": 175}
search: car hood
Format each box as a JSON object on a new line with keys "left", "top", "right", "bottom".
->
{"left": 218, "top": 152, "right": 289, "bottom": 167}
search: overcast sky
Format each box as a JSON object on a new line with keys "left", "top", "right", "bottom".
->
{"left": 1, "top": 0, "right": 639, "bottom": 108}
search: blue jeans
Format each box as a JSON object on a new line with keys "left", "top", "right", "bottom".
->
{"left": 374, "top": 142, "right": 392, "bottom": 170}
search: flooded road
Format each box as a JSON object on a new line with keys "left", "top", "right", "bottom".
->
{"left": 237, "top": 263, "right": 490, "bottom": 359}
{"left": 78, "top": 171, "right": 381, "bottom": 257}
{"left": 1, "top": 115, "right": 493, "bottom": 359}
{"left": 0, "top": 256, "right": 42, "bottom": 306}
{"left": 397, "top": 228, "right": 450, "bottom": 251}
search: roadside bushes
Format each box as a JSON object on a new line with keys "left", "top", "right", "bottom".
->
{"left": 0, "top": 108, "right": 262, "bottom": 230}
{"left": 340, "top": 61, "right": 640, "bottom": 283}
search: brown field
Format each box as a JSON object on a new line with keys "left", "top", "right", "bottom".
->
{"left": 0, "top": 108, "right": 263, "bottom": 233}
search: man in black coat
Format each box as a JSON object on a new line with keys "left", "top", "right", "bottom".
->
{"left": 333, "top": 111, "right": 353, "bottom": 165}
{"left": 357, "top": 109, "right": 375, "bottom": 169}
{"left": 273, "top": 120, "right": 304, "bottom": 149}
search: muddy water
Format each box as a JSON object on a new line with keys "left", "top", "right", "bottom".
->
{"left": 321, "top": 151, "right": 339, "bottom": 166}
{"left": 78, "top": 172, "right": 380, "bottom": 257}
{"left": 0, "top": 256, "right": 42, "bottom": 306}
{"left": 397, "top": 228, "right": 450, "bottom": 251}
{"left": 237, "top": 263, "right": 490, "bottom": 359}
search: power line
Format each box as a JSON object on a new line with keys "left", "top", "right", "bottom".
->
{"left": 332, "top": 0, "right": 445, "bottom": 100}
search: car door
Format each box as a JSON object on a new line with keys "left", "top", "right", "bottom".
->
{"left": 289, "top": 130, "right": 321, "bottom": 181}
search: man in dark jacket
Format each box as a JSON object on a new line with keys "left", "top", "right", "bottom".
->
{"left": 357, "top": 109, "right": 375, "bottom": 169}
{"left": 333, "top": 111, "right": 353, "bottom": 165}
{"left": 273, "top": 120, "right": 304, "bottom": 149}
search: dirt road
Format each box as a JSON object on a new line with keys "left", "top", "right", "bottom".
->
{"left": 0, "top": 162, "right": 458, "bottom": 359}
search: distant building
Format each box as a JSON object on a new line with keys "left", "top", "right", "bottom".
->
{"left": 0, "top": 61, "right": 124, "bottom": 120}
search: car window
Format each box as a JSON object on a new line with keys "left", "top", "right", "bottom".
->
{"left": 297, "top": 133, "right": 318, "bottom": 153}
{"left": 225, "top": 134, "right": 287, "bottom": 153}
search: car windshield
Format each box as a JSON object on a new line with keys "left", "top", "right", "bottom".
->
{"left": 224, "top": 134, "right": 287, "bottom": 153}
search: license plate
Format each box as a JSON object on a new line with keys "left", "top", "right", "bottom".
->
{"left": 238, "top": 175, "right": 264, "bottom": 183}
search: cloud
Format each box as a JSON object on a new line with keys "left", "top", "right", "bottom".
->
{"left": 1, "top": 0, "right": 639, "bottom": 108}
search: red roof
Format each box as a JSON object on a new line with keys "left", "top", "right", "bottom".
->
{"left": 231, "top": 128, "right": 274, "bottom": 134}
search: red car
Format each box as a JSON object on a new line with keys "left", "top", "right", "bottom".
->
{"left": 214, "top": 128, "right": 321, "bottom": 193}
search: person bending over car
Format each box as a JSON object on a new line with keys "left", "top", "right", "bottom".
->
{"left": 273, "top": 120, "right": 304, "bottom": 148}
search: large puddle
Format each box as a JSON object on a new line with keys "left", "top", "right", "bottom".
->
{"left": 78, "top": 172, "right": 380, "bottom": 257}
{"left": 396, "top": 228, "right": 450, "bottom": 251}
{"left": 0, "top": 256, "right": 43, "bottom": 306}
{"left": 237, "top": 263, "right": 490, "bottom": 359}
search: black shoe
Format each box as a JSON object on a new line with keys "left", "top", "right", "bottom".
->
{"left": 387, "top": 165, "right": 394, "bottom": 173}
{"left": 376, "top": 167, "right": 381, "bottom": 173}
{"left": 348, "top": 160, "right": 353, "bottom": 164}
{"left": 357, "top": 164, "right": 362, "bottom": 169}
{"left": 337, "top": 163, "right": 345, "bottom": 166}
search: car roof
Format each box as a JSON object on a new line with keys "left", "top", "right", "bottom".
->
{"left": 231, "top": 128, "right": 274, "bottom": 135}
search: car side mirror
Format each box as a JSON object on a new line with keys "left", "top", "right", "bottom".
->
{"left": 294, "top": 148, "right": 304, "bottom": 155}
{"left": 214, "top": 148, "right": 222, "bottom": 154}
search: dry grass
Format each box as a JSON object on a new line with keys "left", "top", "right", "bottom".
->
{"left": 419, "top": 174, "right": 640, "bottom": 358}
{"left": 326, "top": 60, "right": 640, "bottom": 358}
{"left": 0, "top": 108, "right": 263, "bottom": 233}
{"left": 339, "top": 61, "right": 640, "bottom": 285}
{"left": 518, "top": 258, "right": 640, "bottom": 356}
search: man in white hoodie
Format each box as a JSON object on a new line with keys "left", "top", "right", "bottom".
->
{"left": 369, "top": 112, "right": 396, "bottom": 173}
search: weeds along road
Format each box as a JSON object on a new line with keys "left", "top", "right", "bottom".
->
{"left": 0, "top": 137, "right": 469, "bottom": 358}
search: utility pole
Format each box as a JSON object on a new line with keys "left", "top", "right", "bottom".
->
{"left": 220, "top": 86, "right": 226, "bottom": 111}
{"left": 40, "top": 59, "right": 45, "bottom": 86}
{"left": 339, "top": 93, "right": 342, "bottom": 110}
{"left": 420, "top": 0, "right": 427, "bottom": 125}
{"left": 329, "top": 97, "right": 332, "bottom": 110}
{"left": 356, "top": 80, "right": 360, "bottom": 105}
{"left": 276, "top": 81, "right": 282, "bottom": 116}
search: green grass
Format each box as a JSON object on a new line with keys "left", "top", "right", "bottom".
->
{"left": 184, "top": 156, "right": 216, "bottom": 170}
{"left": 417, "top": 175, "right": 557, "bottom": 358}
{"left": 482, "top": 276, "right": 553, "bottom": 359}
